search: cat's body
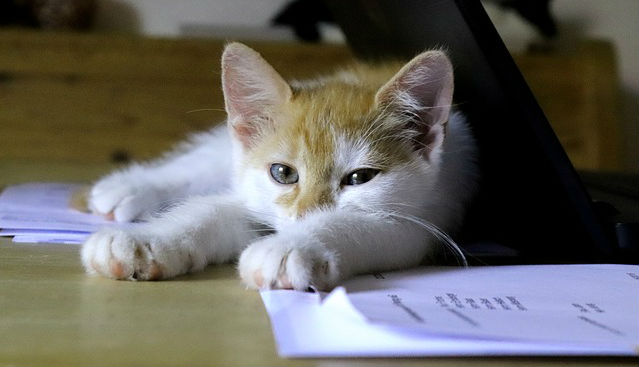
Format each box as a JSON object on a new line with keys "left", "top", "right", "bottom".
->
{"left": 82, "top": 43, "right": 478, "bottom": 290}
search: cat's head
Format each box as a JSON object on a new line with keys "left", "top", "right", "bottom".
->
{"left": 221, "top": 43, "right": 454, "bottom": 228}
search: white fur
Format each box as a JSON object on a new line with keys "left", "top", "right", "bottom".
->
{"left": 88, "top": 125, "right": 232, "bottom": 222}
{"left": 82, "top": 46, "right": 478, "bottom": 290}
{"left": 83, "top": 112, "right": 476, "bottom": 288}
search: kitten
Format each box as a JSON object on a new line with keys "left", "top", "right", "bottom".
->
{"left": 81, "top": 42, "right": 478, "bottom": 291}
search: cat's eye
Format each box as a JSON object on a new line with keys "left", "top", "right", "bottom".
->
{"left": 342, "top": 168, "right": 380, "bottom": 186}
{"left": 270, "top": 163, "right": 299, "bottom": 184}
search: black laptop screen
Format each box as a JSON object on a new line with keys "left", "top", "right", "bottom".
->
{"left": 326, "top": 0, "right": 615, "bottom": 263}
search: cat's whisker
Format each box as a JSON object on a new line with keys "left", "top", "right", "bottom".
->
{"left": 244, "top": 207, "right": 278, "bottom": 220}
{"left": 185, "top": 108, "right": 226, "bottom": 114}
{"left": 385, "top": 212, "right": 468, "bottom": 267}
{"left": 361, "top": 106, "right": 404, "bottom": 142}
{"left": 367, "top": 132, "right": 415, "bottom": 146}
{"left": 359, "top": 119, "right": 388, "bottom": 144}
{"left": 243, "top": 228, "right": 276, "bottom": 234}
{"left": 243, "top": 208, "right": 282, "bottom": 227}
{"left": 384, "top": 202, "right": 424, "bottom": 212}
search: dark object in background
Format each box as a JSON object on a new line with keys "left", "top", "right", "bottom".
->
{"left": 490, "top": 0, "right": 557, "bottom": 38}
{"left": 325, "top": 0, "right": 637, "bottom": 264}
{"left": 0, "top": 0, "right": 95, "bottom": 30}
{"left": 272, "top": 0, "right": 334, "bottom": 42}
{"left": 273, "top": 0, "right": 557, "bottom": 43}
{"left": 0, "top": 0, "right": 37, "bottom": 27}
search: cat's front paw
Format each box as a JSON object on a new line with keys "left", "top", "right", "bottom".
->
{"left": 81, "top": 228, "right": 163, "bottom": 280}
{"left": 81, "top": 227, "right": 205, "bottom": 281}
{"left": 89, "top": 169, "right": 162, "bottom": 222}
{"left": 238, "top": 235, "right": 340, "bottom": 291}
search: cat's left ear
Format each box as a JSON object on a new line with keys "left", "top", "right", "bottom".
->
{"left": 375, "top": 50, "right": 454, "bottom": 161}
{"left": 222, "top": 43, "right": 292, "bottom": 148}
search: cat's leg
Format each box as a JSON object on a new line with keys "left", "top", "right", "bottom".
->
{"left": 238, "top": 210, "right": 433, "bottom": 291}
{"left": 82, "top": 194, "right": 261, "bottom": 280}
{"left": 89, "top": 124, "right": 233, "bottom": 222}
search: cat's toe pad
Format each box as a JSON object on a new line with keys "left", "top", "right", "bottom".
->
{"left": 238, "top": 235, "right": 339, "bottom": 291}
{"left": 81, "top": 228, "right": 164, "bottom": 281}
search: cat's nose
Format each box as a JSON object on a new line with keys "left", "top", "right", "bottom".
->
{"left": 292, "top": 188, "right": 334, "bottom": 219}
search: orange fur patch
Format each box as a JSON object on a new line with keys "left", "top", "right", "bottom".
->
{"left": 244, "top": 63, "right": 417, "bottom": 218}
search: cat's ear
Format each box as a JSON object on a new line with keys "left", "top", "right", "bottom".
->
{"left": 222, "top": 42, "right": 292, "bottom": 148}
{"left": 375, "top": 50, "right": 454, "bottom": 161}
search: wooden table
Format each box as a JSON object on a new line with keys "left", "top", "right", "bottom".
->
{"left": 1, "top": 238, "right": 284, "bottom": 366}
{"left": 0, "top": 30, "right": 633, "bottom": 366}
{"left": 1, "top": 233, "right": 634, "bottom": 366}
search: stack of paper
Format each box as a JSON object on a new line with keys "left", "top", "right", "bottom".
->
{"left": 261, "top": 264, "right": 639, "bottom": 357}
{"left": 0, "top": 183, "right": 109, "bottom": 244}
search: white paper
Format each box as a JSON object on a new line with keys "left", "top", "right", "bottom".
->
{"left": 11, "top": 234, "right": 88, "bottom": 244}
{"left": 0, "top": 229, "right": 89, "bottom": 236}
{"left": 0, "top": 229, "right": 89, "bottom": 244}
{"left": 0, "top": 182, "right": 84, "bottom": 211}
{"left": 261, "top": 265, "right": 639, "bottom": 357}
{"left": 343, "top": 264, "right": 639, "bottom": 346}
{"left": 0, "top": 183, "right": 112, "bottom": 243}
{"left": 0, "top": 209, "right": 108, "bottom": 232}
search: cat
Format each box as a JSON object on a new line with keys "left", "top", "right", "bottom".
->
{"left": 81, "top": 42, "right": 478, "bottom": 291}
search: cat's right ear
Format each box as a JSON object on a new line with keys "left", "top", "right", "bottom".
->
{"left": 221, "top": 43, "right": 292, "bottom": 148}
{"left": 375, "top": 50, "right": 454, "bottom": 162}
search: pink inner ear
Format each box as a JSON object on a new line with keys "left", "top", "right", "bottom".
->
{"left": 232, "top": 122, "right": 257, "bottom": 148}
{"left": 376, "top": 51, "right": 453, "bottom": 125}
{"left": 221, "top": 43, "right": 292, "bottom": 148}
{"left": 224, "top": 75, "right": 266, "bottom": 123}
{"left": 375, "top": 51, "right": 454, "bottom": 159}
{"left": 421, "top": 123, "right": 446, "bottom": 160}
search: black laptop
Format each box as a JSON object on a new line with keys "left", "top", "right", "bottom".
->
{"left": 325, "top": 0, "right": 638, "bottom": 264}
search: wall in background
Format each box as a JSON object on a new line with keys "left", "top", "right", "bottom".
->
{"left": 553, "top": 0, "right": 638, "bottom": 173}
{"left": 94, "top": 0, "right": 638, "bottom": 172}
{"left": 487, "top": 0, "right": 638, "bottom": 172}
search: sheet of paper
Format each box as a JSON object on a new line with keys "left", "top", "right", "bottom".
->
{"left": 0, "top": 183, "right": 113, "bottom": 243}
{"left": 0, "top": 229, "right": 89, "bottom": 244}
{"left": 0, "top": 182, "right": 85, "bottom": 212}
{"left": 0, "top": 229, "right": 90, "bottom": 236}
{"left": 342, "top": 264, "right": 639, "bottom": 346}
{"left": 12, "top": 234, "right": 88, "bottom": 244}
{"left": 0, "top": 209, "right": 109, "bottom": 232}
{"left": 261, "top": 265, "right": 639, "bottom": 357}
